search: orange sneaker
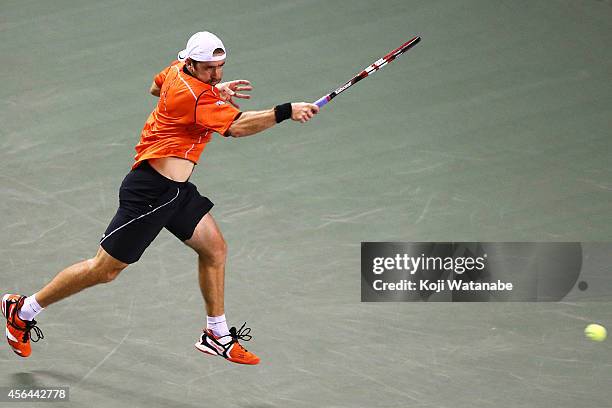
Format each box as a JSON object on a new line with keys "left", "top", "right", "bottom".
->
{"left": 195, "top": 322, "right": 260, "bottom": 365}
{"left": 2, "top": 294, "right": 44, "bottom": 358}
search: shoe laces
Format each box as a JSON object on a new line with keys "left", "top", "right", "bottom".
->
{"left": 220, "top": 322, "right": 253, "bottom": 352}
{"left": 23, "top": 319, "right": 44, "bottom": 343}
{"left": 230, "top": 322, "right": 253, "bottom": 342}
{"left": 6, "top": 298, "right": 44, "bottom": 343}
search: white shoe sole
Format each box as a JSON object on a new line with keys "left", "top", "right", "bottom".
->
{"left": 1, "top": 294, "right": 9, "bottom": 317}
{"left": 194, "top": 342, "right": 218, "bottom": 356}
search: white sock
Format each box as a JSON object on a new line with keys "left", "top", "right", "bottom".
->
{"left": 207, "top": 314, "right": 230, "bottom": 339}
{"left": 18, "top": 294, "right": 44, "bottom": 321}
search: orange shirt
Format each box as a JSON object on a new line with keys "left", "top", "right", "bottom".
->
{"left": 132, "top": 60, "right": 240, "bottom": 169}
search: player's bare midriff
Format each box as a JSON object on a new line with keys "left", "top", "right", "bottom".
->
{"left": 148, "top": 157, "right": 195, "bottom": 182}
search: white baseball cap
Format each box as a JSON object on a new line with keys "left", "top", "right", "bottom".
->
{"left": 177, "top": 31, "right": 226, "bottom": 62}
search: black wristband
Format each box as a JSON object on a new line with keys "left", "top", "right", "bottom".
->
{"left": 274, "top": 103, "right": 292, "bottom": 123}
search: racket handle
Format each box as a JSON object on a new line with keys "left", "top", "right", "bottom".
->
{"left": 314, "top": 95, "right": 330, "bottom": 108}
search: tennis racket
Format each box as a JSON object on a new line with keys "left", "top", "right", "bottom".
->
{"left": 313, "top": 36, "right": 421, "bottom": 108}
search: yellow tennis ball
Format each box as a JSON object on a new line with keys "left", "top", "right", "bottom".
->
{"left": 584, "top": 324, "right": 607, "bottom": 342}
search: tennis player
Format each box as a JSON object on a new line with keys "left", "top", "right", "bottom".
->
{"left": 2, "top": 31, "right": 318, "bottom": 365}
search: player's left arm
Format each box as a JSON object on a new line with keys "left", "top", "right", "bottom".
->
{"left": 150, "top": 62, "right": 178, "bottom": 97}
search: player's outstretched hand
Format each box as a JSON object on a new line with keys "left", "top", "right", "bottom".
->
{"left": 216, "top": 80, "right": 253, "bottom": 108}
{"left": 291, "top": 103, "right": 319, "bottom": 123}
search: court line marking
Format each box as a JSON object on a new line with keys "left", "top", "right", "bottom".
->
{"left": 77, "top": 298, "right": 135, "bottom": 385}
{"left": 0, "top": 175, "right": 106, "bottom": 227}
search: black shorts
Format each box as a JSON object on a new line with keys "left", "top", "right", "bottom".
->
{"left": 100, "top": 161, "right": 214, "bottom": 264}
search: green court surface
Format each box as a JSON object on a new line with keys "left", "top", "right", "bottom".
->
{"left": 1, "top": 1, "right": 611, "bottom": 407}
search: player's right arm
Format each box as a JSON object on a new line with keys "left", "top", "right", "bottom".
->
{"left": 227, "top": 103, "right": 318, "bottom": 138}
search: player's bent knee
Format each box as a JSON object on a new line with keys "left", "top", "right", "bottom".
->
{"left": 196, "top": 236, "right": 227, "bottom": 266}
{"left": 102, "top": 267, "right": 123, "bottom": 283}
{"left": 213, "top": 239, "right": 228, "bottom": 265}
{"left": 87, "top": 259, "right": 126, "bottom": 284}
{"left": 213, "top": 235, "right": 228, "bottom": 260}
{"left": 89, "top": 248, "right": 129, "bottom": 284}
